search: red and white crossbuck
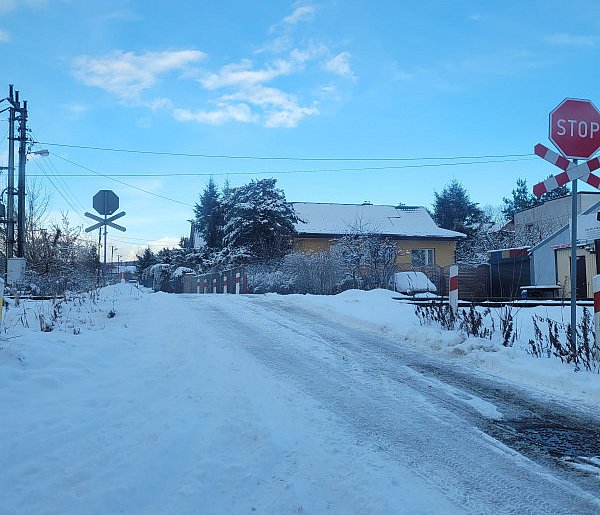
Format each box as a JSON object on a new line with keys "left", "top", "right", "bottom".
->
{"left": 533, "top": 144, "right": 600, "bottom": 197}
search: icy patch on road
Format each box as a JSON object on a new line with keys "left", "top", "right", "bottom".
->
{"left": 274, "top": 289, "right": 600, "bottom": 410}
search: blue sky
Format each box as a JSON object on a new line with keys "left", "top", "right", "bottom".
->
{"left": 2, "top": 0, "right": 600, "bottom": 260}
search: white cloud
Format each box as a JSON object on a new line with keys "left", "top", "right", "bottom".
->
{"left": 201, "top": 58, "right": 294, "bottom": 90}
{"left": 173, "top": 104, "right": 258, "bottom": 125}
{"left": 136, "top": 117, "right": 152, "bottom": 129}
{"left": 324, "top": 51, "right": 356, "bottom": 80}
{"left": 283, "top": 5, "right": 315, "bottom": 25}
{"left": 394, "top": 70, "right": 414, "bottom": 81}
{"left": 268, "top": 4, "right": 316, "bottom": 36}
{"left": 545, "top": 33, "right": 596, "bottom": 46}
{"left": 73, "top": 50, "right": 206, "bottom": 102}
{"left": 222, "top": 85, "right": 318, "bottom": 128}
{"left": 0, "top": 0, "right": 45, "bottom": 12}
{"left": 0, "top": 28, "right": 9, "bottom": 42}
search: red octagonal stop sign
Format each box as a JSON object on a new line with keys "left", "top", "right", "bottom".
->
{"left": 549, "top": 98, "right": 600, "bottom": 159}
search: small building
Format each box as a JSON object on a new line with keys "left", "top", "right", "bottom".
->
{"left": 514, "top": 191, "right": 600, "bottom": 242}
{"left": 291, "top": 202, "right": 465, "bottom": 268}
{"left": 487, "top": 247, "right": 530, "bottom": 299}
{"left": 529, "top": 198, "right": 600, "bottom": 299}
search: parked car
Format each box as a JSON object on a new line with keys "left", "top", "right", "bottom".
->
{"left": 392, "top": 271, "right": 437, "bottom": 295}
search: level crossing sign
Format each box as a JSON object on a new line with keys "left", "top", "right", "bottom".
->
{"left": 84, "top": 210, "right": 126, "bottom": 233}
{"left": 549, "top": 98, "right": 600, "bottom": 160}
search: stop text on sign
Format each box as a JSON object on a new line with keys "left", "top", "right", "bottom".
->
{"left": 555, "top": 119, "right": 600, "bottom": 139}
{"left": 549, "top": 98, "right": 600, "bottom": 159}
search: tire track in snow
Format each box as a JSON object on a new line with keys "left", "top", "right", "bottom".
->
{"left": 184, "top": 294, "right": 600, "bottom": 514}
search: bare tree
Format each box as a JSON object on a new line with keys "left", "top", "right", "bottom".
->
{"left": 333, "top": 218, "right": 404, "bottom": 290}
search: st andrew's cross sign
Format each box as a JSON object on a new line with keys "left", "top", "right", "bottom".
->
{"left": 84, "top": 210, "right": 126, "bottom": 233}
{"left": 85, "top": 189, "right": 126, "bottom": 233}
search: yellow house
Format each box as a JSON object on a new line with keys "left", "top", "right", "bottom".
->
{"left": 291, "top": 202, "right": 464, "bottom": 268}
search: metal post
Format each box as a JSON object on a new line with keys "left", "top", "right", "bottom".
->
{"left": 594, "top": 274, "right": 600, "bottom": 362}
{"left": 16, "top": 100, "right": 27, "bottom": 258}
{"left": 6, "top": 86, "right": 15, "bottom": 262}
{"left": 103, "top": 219, "right": 108, "bottom": 285}
{"left": 570, "top": 175, "right": 578, "bottom": 359}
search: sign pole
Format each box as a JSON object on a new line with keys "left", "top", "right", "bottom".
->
{"left": 103, "top": 216, "right": 108, "bottom": 285}
{"left": 570, "top": 174, "right": 578, "bottom": 360}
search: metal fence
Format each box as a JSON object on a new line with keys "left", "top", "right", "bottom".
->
{"left": 185, "top": 267, "right": 248, "bottom": 294}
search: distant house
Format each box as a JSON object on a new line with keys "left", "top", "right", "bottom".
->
{"left": 291, "top": 202, "right": 465, "bottom": 268}
{"left": 188, "top": 222, "right": 204, "bottom": 250}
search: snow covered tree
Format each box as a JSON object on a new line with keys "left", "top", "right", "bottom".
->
{"left": 193, "top": 177, "right": 223, "bottom": 249}
{"left": 135, "top": 247, "right": 157, "bottom": 277}
{"left": 432, "top": 180, "right": 485, "bottom": 238}
{"left": 24, "top": 214, "right": 100, "bottom": 294}
{"left": 221, "top": 178, "right": 299, "bottom": 264}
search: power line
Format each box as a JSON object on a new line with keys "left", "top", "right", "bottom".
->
{"left": 26, "top": 156, "right": 536, "bottom": 178}
{"left": 49, "top": 151, "right": 195, "bottom": 207}
{"left": 34, "top": 140, "right": 533, "bottom": 162}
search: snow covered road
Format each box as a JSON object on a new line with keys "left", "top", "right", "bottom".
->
{"left": 187, "top": 293, "right": 600, "bottom": 514}
{"left": 1, "top": 285, "right": 600, "bottom": 514}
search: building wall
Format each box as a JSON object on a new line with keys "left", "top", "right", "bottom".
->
{"left": 514, "top": 192, "right": 600, "bottom": 239}
{"left": 555, "top": 246, "right": 597, "bottom": 298}
{"left": 293, "top": 237, "right": 334, "bottom": 254}
{"left": 530, "top": 226, "right": 568, "bottom": 286}
{"left": 394, "top": 240, "right": 457, "bottom": 267}
{"left": 293, "top": 236, "right": 457, "bottom": 267}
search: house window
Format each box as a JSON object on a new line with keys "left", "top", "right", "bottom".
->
{"left": 411, "top": 248, "right": 435, "bottom": 267}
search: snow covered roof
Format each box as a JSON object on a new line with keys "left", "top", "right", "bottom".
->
{"left": 291, "top": 202, "right": 465, "bottom": 239}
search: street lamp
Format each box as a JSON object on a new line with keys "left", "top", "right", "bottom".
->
{"left": 28, "top": 149, "right": 49, "bottom": 157}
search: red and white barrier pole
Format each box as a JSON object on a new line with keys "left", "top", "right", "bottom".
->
{"left": 223, "top": 275, "right": 228, "bottom": 294}
{"left": 449, "top": 265, "right": 458, "bottom": 315}
{"left": 212, "top": 277, "right": 217, "bottom": 294}
{"left": 235, "top": 272, "right": 241, "bottom": 294}
{"left": 196, "top": 277, "right": 201, "bottom": 294}
{"left": 203, "top": 279, "right": 208, "bottom": 294}
{"left": 593, "top": 275, "right": 600, "bottom": 356}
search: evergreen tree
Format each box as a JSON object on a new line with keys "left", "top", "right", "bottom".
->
{"left": 135, "top": 247, "right": 156, "bottom": 276}
{"left": 502, "top": 177, "right": 569, "bottom": 221}
{"left": 502, "top": 178, "right": 539, "bottom": 220}
{"left": 221, "top": 178, "right": 299, "bottom": 263}
{"left": 432, "top": 180, "right": 485, "bottom": 237}
{"left": 193, "top": 177, "right": 223, "bottom": 249}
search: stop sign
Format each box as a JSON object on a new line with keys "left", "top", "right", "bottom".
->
{"left": 549, "top": 98, "right": 600, "bottom": 159}
{"left": 93, "top": 190, "right": 119, "bottom": 216}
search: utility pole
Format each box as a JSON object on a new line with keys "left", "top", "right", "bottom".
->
{"left": 16, "top": 96, "right": 27, "bottom": 258}
{"left": 6, "top": 85, "right": 16, "bottom": 261}
{"left": 4, "top": 85, "right": 28, "bottom": 260}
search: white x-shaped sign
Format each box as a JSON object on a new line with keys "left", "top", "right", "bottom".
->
{"left": 84, "top": 211, "right": 127, "bottom": 233}
{"left": 533, "top": 143, "right": 600, "bottom": 197}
